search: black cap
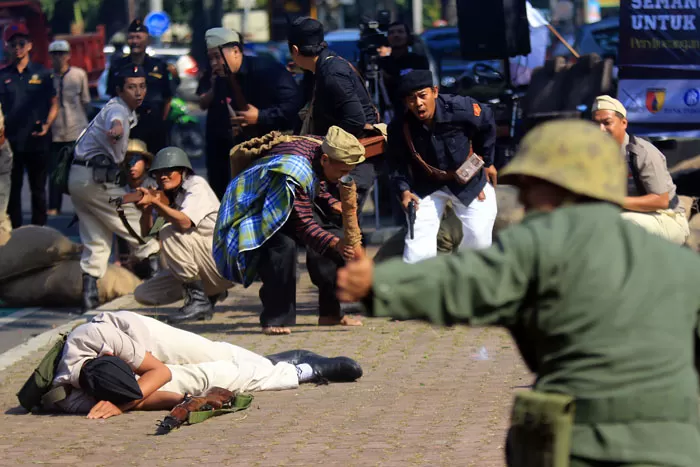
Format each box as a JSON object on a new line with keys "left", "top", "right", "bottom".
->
{"left": 398, "top": 69, "right": 435, "bottom": 97}
{"left": 128, "top": 18, "right": 149, "bottom": 34}
{"left": 79, "top": 356, "right": 143, "bottom": 405}
{"left": 117, "top": 63, "right": 147, "bottom": 79}
{"left": 287, "top": 17, "right": 325, "bottom": 47}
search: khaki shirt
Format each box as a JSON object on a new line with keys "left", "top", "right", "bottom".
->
{"left": 623, "top": 133, "right": 681, "bottom": 212}
{"left": 51, "top": 67, "right": 90, "bottom": 143}
{"left": 74, "top": 97, "right": 137, "bottom": 164}
{"left": 173, "top": 175, "right": 220, "bottom": 228}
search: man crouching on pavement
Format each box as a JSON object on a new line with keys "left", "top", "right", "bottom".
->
{"left": 45, "top": 311, "right": 362, "bottom": 417}
{"left": 213, "top": 126, "right": 364, "bottom": 335}
{"left": 133, "top": 147, "right": 234, "bottom": 323}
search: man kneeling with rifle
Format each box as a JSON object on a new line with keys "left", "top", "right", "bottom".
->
{"left": 41, "top": 311, "right": 362, "bottom": 425}
{"left": 126, "top": 147, "right": 234, "bottom": 322}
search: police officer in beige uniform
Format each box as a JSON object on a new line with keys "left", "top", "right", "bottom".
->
{"left": 133, "top": 147, "right": 233, "bottom": 323}
{"left": 592, "top": 95, "right": 690, "bottom": 245}
{"left": 68, "top": 64, "right": 160, "bottom": 313}
{"left": 49, "top": 310, "right": 362, "bottom": 416}
{"left": 0, "top": 103, "right": 12, "bottom": 234}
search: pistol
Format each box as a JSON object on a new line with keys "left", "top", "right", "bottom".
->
{"left": 407, "top": 200, "right": 416, "bottom": 240}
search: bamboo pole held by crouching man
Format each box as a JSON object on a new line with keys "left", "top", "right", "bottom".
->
{"left": 339, "top": 175, "right": 364, "bottom": 257}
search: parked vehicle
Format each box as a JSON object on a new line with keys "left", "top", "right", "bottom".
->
{"left": 421, "top": 27, "right": 503, "bottom": 94}
{"left": 549, "top": 17, "right": 619, "bottom": 62}
{"left": 0, "top": 0, "right": 106, "bottom": 95}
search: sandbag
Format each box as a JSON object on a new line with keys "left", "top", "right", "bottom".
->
{"left": 0, "top": 226, "right": 81, "bottom": 283}
{"left": 494, "top": 185, "right": 525, "bottom": 237}
{"left": 0, "top": 228, "right": 9, "bottom": 246}
{"left": 436, "top": 204, "right": 464, "bottom": 253}
{"left": 678, "top": 195, "right": 695, "bottom": 220}
{"left": 0, "top": 261, "right": 142, "bottom": 307}
{"left": 686, "top": 214, "right": 700, "bottom": 253}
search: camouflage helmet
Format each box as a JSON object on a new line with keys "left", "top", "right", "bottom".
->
{"left": 500, "top": 120, "right": 625, "bottom": 205}
{"left": 149, "top": 147, "right": 193, "bottom": 174}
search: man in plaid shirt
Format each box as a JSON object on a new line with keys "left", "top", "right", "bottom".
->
{"left": 215, "top": 126, "right": 365, "bottom": 335}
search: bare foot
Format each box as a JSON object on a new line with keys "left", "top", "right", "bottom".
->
{"left": 47, "top": 209, "right": 59, "bottom": 216}
{"left": 318, "top": 315, "right": 363, "bottom": 326}
{"left": 262, "top": 326, "right": 292, "bottom": 335}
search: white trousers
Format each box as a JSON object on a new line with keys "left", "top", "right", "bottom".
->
{"left": 68, "top": 165, "right": 160, "bottom": 278}
{"left": 403, "top": 184, "right": 498, "bottom": 263}
{"left": 136, "top": 314, "right": 299, "bottom": 395}
{"left": 621, "top": 210, "right": 690, "bottom": 246}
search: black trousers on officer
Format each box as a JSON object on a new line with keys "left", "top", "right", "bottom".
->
{"left": 205, "top": 137, "right": 233, "bottom": 200}
{"left": 256, "top": 224, "right": 345, "bottom": 328}
{"left": 9, "top": 150, "right": 47, "bottom": 227}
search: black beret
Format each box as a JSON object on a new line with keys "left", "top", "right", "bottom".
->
{"left": 128, "top": 18, "right": 149, "bottom": 34}
{"left": 287, "top": 17, "right": 325, "bottom": 47}
{"left": 117, "top": 63, "right": 147, "bottom": 80}
{"left": 79, "top": 356, "right": 143, "bottom": 405}
{"left": 398, "top": 69, "right": 435, "bottom": 97}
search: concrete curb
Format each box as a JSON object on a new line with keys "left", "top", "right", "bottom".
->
{"left": 0, "top": 310, "right": 100, "bottom": 373}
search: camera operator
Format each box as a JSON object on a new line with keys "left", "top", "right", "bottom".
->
{"left": 379, "top": 22, "right": 430, "bottom": 115}
{"left": 287, "top": 17, "right": 381, "bottom": 217}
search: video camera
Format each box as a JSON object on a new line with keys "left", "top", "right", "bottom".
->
{"left": 357, "top": 10, "right": 391, "bottom": 56}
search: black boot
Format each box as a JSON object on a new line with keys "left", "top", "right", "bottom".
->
{"left": 81, "top": 273, "right": 99, "bottom": 314}
{"left": 167, "top": 280, "right": 214, "bottom": 324}
{"left": 130, "top": 254, "right": 161, "bottom": 280}
{"left": 208, "top": 290, "right": 229, "bottom": 306}
{"left": 265, "top": 349, "right": 320, "bottom": 366}
{"left": 297, "top": 354, "right": 363, "bottom": 383}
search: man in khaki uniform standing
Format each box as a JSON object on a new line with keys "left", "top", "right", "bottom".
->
{"left": 68, "top": 64, "right": 160, "bottom": 313}
{"left": 0, "top": 102, "right": 12, "bottom": 234}
{"left": 134, "top": 147, "right": 233, "bottom": 323}
{"left": 592, "top": 95, "right": 689, "bottom": 245}
{"left": 47, "top": 40, "right": 90, "bottom": 216}
{"left": 338, "top": 120, "right": 700, "bottom": 467}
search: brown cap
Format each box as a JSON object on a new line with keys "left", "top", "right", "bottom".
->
{"left": 125, "top": 139, "right": 153, "bottom": 165}
{"left": 321, "top": 126, "right": 365, "bottom": 165}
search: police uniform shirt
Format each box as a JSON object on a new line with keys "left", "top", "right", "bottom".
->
{"left": 74, "top": 97, "right": 137, "bottom": 164}
{"left": 623, "top": 133, "right": 681, "bottom": 212}
{"left": 387, "top": 93, "right": 496, "bottom": 207}
{"left": 106, "top": 54, "right": 172, "bottom": 118}
{"left": 173, "top": 175, "right": 221, "bottom": 229}
{"left": 0, "top": 61, "right": 56, "bottom": 152}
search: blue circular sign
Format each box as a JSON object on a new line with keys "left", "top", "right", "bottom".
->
{"left": 144, "top": 11, "right": 171, "bottom": 38}
{"left": 684, "top": 89, "right": 700, "bottom": 107}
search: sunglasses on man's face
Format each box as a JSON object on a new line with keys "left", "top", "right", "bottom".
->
{"left": 9, "top": 39, "right": 28, "bottom": 48}
{"left": 152, "top": 169, "right": 178, "bottom": 178}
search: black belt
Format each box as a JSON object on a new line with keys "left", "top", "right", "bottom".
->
{"left": 670, "top": 194, "right": 680, "bottom": 210}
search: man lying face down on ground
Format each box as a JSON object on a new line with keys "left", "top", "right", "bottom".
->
{"left": 47, "top": 311, "right": 362, "bottom": 419}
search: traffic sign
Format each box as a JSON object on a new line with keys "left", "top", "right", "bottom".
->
{"left": 144, "top": 11, "right": 171, "bottom": 38}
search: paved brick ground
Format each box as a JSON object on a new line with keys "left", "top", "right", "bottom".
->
{"left": 0, "top": 249, "right": 531, "bottom": 466}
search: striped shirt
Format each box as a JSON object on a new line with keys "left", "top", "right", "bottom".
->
{"left": 269, "top": 138, "right": 340, "bottom": 254}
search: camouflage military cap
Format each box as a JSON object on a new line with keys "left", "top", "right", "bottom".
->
{"left": 500, "top": 120, "right": 626, "bottom": 205}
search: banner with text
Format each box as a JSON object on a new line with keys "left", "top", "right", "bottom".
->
{"left": 618, "top": 79, "right": 700, "bottom": 122}
{"left": 619, "top": 0, "right": 700, "bottom": 66}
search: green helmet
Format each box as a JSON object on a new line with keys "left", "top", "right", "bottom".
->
{"left": 500, "top": 120, "right": 625, "bottom": 205}
{"left": 149, "top": 147, "right": 193, "bottom": 174}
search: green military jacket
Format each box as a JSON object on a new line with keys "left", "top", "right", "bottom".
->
{"left": 370, "top": 203, "right": 700, "bottom": 466}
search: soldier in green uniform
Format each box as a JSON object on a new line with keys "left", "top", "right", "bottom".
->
{"left": 337, "top": 119, "right": 700, "bottom": 467}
